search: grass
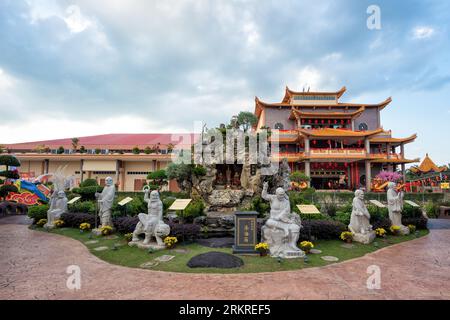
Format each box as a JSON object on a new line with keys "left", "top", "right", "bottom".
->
{"left": 33, "top": 226, "right": 429, "bottom": 274}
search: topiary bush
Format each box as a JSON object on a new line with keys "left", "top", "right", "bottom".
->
{"left": 424, "top": 201, "right": 439, "bottom": 218}
{"left": 402, "top": 204, "right": 423, "bottom": 218}
{"left": 334, "top": 210, "right": 351, "bottom": 225}
{"left": 179, "top": 200, "right": 205, "bottom": 222}
{"left": 28, "top": 205, "right": 49, "bottom": 224}
{"left": 61, "top": 212, "right": 99, "bottom": 228}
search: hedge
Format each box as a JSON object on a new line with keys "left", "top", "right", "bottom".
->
{"left": 299, "top": 220, "right": 347, "bottom": 241}
{"left": 113, "top": 216, "right": 139, "bottom": 233}
{"left": 28, "top": 205, "right": 49, "bottom": 223}
{"left": 60, "top": 212, "right": 99, "bottom": 228}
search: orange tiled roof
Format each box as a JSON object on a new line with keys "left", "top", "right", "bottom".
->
{"left": 370, "top": 134, "right": 417, "bottom": 145}
{"left": 410, "top": 154, "right": 448, "bottom": 173}
{"left": 282, "top": 86, "right": 346, "bottom": 103}
{"left": 298, "top": 127, "right": 384, "bottom": 138}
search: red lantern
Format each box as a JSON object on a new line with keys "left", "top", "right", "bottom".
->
{"left": 341, "top": 119, "right": 344, "bottom": 125}
{"left": 315, "top": 119, "right": 318, "bottom": 124}
{"left": 313, "top": 140, "right": 317, "bottom": 145}
{"left": 344, "top": 162, "right": 348, "bottom": 168}
{"left": 328, "top": 119, "right": 331, "bottom": 124}
{"left": 334, "top": 119, "right": 337, "bottom": 124}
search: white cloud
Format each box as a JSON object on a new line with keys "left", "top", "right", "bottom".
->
{"left": 0, "top": 68, "right": 16, "bottom": 91}
{"left": 64, "top": 5, "right": 93, "bottom": 33}
{"left": 412, "top": 26, "right": 435, "bottom": 39}
{"left": 291, "top": 66, "right": 323, "bottom": 92}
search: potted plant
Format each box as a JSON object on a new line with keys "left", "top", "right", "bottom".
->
{"left": 375, "top": 227, "right": 387, "bottom": 238}
{"left": 255, "top": 242, "right": 269, "bottom": 256}
{"left": 79, "top": 222, "right": 91, "bottom": 233}
{"left": 299, "top": 241, "right": 314, "bottom": 253}
{"left": 340, "top": 231, "right": 353, "bottom": 243}
{"left": 53, "top": 219, "right": 64, "bottom": 228}
{"left": 100, "top": 226, "right": 113, "bottom": 236}
{"left": 407, "top": 224, "right": 416, "bottom": 233}
{"left": 389, "top": 225, "right": 401, "bottom": 236}
{"left": 163, "top": 236, "right": 178, "bottom": 249}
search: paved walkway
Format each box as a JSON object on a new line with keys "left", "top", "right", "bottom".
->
{"left": 1, "top": 216, "right": 449, "bottom": 300}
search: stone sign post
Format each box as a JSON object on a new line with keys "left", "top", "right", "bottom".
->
{"left": 232, "top": 211, "right": 258, "bottom": 254}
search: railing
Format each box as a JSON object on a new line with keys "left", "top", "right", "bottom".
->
{"left": 310, "top": 148, "right": 366, "bottom": 156}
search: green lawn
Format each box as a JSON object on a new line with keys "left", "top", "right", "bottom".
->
{"left": 33, "top": 226, "right": 429, "bottom": 274}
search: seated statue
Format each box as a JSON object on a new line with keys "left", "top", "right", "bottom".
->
{"left": 130, "top": 190, "right": 170, "bottom": 249}
{"left": 349, "top": 190, "right": 375, "bottom": 244}
{"left": 45, "top": 190, "right": 68, "bottom": 228}
{"left": 387, "top": 182, "right": 410, "bottom": 235}
{"left": 261, "top": 182, "right": 304, "bottom": 258}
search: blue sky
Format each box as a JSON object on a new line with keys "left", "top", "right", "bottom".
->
{"left": 0, "top": 0, "right": 449, "bottom": 166}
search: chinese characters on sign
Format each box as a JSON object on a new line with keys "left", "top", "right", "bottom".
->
{"left": 233, "top": 211, "right": 258, "bottom": 254}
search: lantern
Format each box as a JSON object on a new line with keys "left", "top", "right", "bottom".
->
{"left": 334, "top": 119, "right": 337, "bottom": 124}
{"left": 341, "top": 119, "right": 344, "bottom": 125}
{"left": 344, "top": 162, "right": 348, "bottom": 168}
{"left": 315, "top": 119, "right": 318, "bottom": 124}
{"left": 313, "top": 140, "right": 317, "bottom": 145}
{"left": 328, "top": 119, "right": 331, "bottom": 124}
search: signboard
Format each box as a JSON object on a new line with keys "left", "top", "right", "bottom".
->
{"left": 441, "top": 182, "right": 450, "bottom": 189}
{"left": 169, "top": 199, "right": 192, "bottom": 211}
{"left": 297, "top": 204, "right": 321, "bottom": 214}
{"left": 67, "top": 196, "right": 81, "bottom": 205}
{"left": 118, "top": 197, "right": 133, "bottom": 206}
{"left": 369, "top": 200, "right": 386, "bottom": 208}
{"left": 233, "top": 211, "right": 258, "bottom": 254}
{"left": 405, "top": 200, "right": 420, "bottom": 207}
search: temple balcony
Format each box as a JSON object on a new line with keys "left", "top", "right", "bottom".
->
{"left": 309, "top": 148, "right": 366, "bottom": 156}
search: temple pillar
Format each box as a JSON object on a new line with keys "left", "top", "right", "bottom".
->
{"left": 80, "top": 159, "right": 84, "bottom": 183}
{"left": 305, "top": 160, "right": 311, "bottom": 187}
{"left": 386, "top": 143, "right": 391, "bottom": 159}
{"left": 365, "top": 160, "right": 371, "bottom": 191}
{"left": 115, "top": 160, "right": 120, "bottom": 186}
{"left": 401, "top": 163, "right": 406, "bottom": 183}
{"left": 364, "top": 138, "right": 370, "bottom": 154}
{"left": 304, "top": 138, "right": 310, "bottom": 155}
{"left": 400, "top": 143, "right": 405, "bottom": 158}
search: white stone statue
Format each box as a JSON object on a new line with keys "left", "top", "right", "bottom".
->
{"left": 45, "top": 190, "right": 68, "bottom": 228}
{"left": 129, "top": 190, "right": 170, "bottom": 249}
{"left": 348, "top": 190, "right": 375, "bottom": 244}
{"left": 387, "top": 182, "right": 410, "bottom": 235}
{"left": 261, "top": 182, "right": 304, "bottom": 258}
{"left": 95, "top": 177, "right": 115, "bottom": 228}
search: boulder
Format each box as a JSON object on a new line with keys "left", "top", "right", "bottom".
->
{"left": 187, "top": 252, "right": 244, "bottom": 268}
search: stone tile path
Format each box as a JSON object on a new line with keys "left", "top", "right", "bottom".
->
{"left": 1, "top": 216, "right": 449, "bottom": 300}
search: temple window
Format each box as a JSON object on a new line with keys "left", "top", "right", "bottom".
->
{"left": 274, "top": 122, "right": 284, "bottom": 130}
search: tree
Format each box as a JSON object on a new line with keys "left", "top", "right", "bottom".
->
{"left": 237, "top": 111, "right": 258, "bottom": 132}
{"left": 166, "top": 163, "right": 206, "bottom": 194}
{"left": 71, "top": 137, "right": 79, "bottom": 152}
{"left": 57, "top": 146, "right": 65, "bottom": 154}
{"left": 147, "top": 169, "right": 167, "bottom": 190}
{"left": 0, "top": 155, "right": 20, "bottom": 200}
{"left": 132, "top": 146, "right": 141, "bottom": 154}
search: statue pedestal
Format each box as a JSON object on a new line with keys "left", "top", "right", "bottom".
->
{"left": 353, "top": 231, "right": 376, "bottom": 244}
{"left": 396, "top": 225, "right": 410, "bottom": 236}
{"left": 262, "top": 227, "right": 305, "bottom": 259}
{"left": 128, "top": 240, "right": 165, "bottom": 251}
{"left": 43, "top": 224, "right": 56, "bottom": 230}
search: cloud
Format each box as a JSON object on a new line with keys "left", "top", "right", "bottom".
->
{"left": 412, "top": 26, "right": 435, "bottom": 39}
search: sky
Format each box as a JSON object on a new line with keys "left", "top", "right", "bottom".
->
{"left": 0, "top": 0, "right": 449, "bottom": 166}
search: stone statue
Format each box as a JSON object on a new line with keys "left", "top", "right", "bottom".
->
{"left": 280, "top": 158, "right": 291, "bottom": 191}
{"left": 45, "top": 190, "right": 68, "bottom": 228}
{"left": 387, "top": 182, "right": 410, "bottom": 235}
{"left": 129, "top": 190, "right": 170, "bottom": 249}
{"left": 348, "top": 190, "right": 375, "bottom": 244}
{"left": 95, "top": 177, "right": 115, "bottom": 228}
{"left": 261, "top": 182, "right": 304, "bottom": 258}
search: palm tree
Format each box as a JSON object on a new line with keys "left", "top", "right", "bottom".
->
{"left": 71, "top": 137, "right": 79, "bottom": 152}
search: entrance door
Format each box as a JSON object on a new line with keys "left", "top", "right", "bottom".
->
{"left": 134, "top": 179, "right": 147, "bottom": 191}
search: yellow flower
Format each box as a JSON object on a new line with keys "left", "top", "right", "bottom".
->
{"left": 390, "top": 225, "right": 401, "bottom": 235}
{"left": 100, "top": 226, "right": 113, "bottom": 236}
{"left": 79, "top": 222, "right": 91, "bottom": 230}
{"left": 375, "top": 228, "right": 386, "bottom": 237}
{"left": 254, "top": 242, "right": 269, "bottom": 251}
{"left": 53, "top": 220, "right": 64, "bottom": 227}
{"left": 163, "top": 236, "right": 178, "bottom": 247}
{"left": 340, "top": 231, "right": 353, "bottom": 241}
{"left": 300, "top": 241, "right": 314, "bottom": 250}
{"left": 37, "top": 219, "right": 47, "bottom": 227}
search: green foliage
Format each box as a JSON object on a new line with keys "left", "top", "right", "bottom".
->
{"left": 237, "top": 111, "right": 258, "bottom": 132}
{"left": 68, "top": 201, "right": 96, "bottom": 214}
{"left": 162, "top": 197, "right": 176, "bottom": 214}
{"left": 401, "top": 203, "right": 422, "bottom": 218}
{"left": 57, "top": 146, "right": 65, "bottom": 154}
{"left": 79, "top": 146, "right": 87, "bottom": 153}
{"left": 0, "top": 155, "right": 20, "bottom": 167}
{"left": 179, "top": 200, "right": 205, "bottom": 222}
{"left": 0, "top": 170, "right": 20, "bottom": 179}
{"left": 334, "top": 211, "right": 351, "bottom": 225}
{"left": 132, "top": 146, "right": 141, "bottom": 154}
{"left": 290, "top": 171, "right": 311, "bottom": 183}
{"left": 368, "top": 205, "right": 389, "bottom": 223}
{"left": 95, "top": 148, "right": 101, "bottom": 154}
{"left": 28, "top": 205, "right": 49, "bottom": 223}
{"left": 144, "top": 146, "right": 152, "bottom": 154}
{"left": 249, "top": 196, "right": 270, "bottom": 216}
{"left": 192, "top": 165, "right": 206, "bottom": 177}
{"left": 147, "top": 169, "right": 167, "bottom": 181}
{"left": 424, "top": 201, "right": 439, "bottom": 218}
{"left": 0, "top": 185, "right": 18, "bottom": 198}
{"left": 80, "top": 179, "right": 98, "bottom": 188}
{"left": 166, "top": 163, "right": 191, "bottom": 181}
{"left": 72, "top": 184, "right": 103, "bottom": 201}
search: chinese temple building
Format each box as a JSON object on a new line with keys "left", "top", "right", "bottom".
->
{"left": 406, "top": 154, "right": 449, "bottom": 192}
{"left": 255, "top": 86, "right": 419, "bottom": 191}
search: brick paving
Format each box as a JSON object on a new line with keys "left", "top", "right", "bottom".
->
{"left": 1, "top": 216, "right": 449, "bottom": 300}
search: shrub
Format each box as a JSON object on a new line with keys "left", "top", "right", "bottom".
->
{"left": 249, "top": 196, "right": 270, "bottom": 216}
{"left": 28, "top": 205, "right": 49, "bottom": 223}
{"left": 408, "top": 224, "right": 417, "bottom": 233}
{"left": 372, "top": 218, "right": 391, "bottom": 230}
{"left": 168, "top": 222, "right": 201, "bottom": 242}
{"left": 180, "top": 200, "right": 205, "bottom": 222}
{"left": 80, "top": 179, "right": 98, "bottom": 188}
{"left": 0, "top": 185, "right": 19, "bottom": 199}
{"left": 402, "top": 204, "right": 422, "bottom": 218}
{"left": 113, "top": 216, "right": 139, "bottom": 233}
{"left": 162, "top": 197, "right": 176, "bottom": 214}
{"left": 79, "top": 222, "right": 91, "bottom": 231}
{"left": 368, "top": 205, "right": 389, "bottom": 223}
{"left": 299, "top": 220, "right": 347, "bottom": 241}
{"left": 61, "top": 212, "right": 99, "bottom": 228}
{"left": 68, "top": 201, "right": 96, "bottom": 214}
{"left": 334, "top": 210, "right": 351, "bottom": 226}
{"left": 402, "top": 217, "right": 428, "bottom": 230}
{"left": 424, "top": 201, "right": 439, "bottom": 218}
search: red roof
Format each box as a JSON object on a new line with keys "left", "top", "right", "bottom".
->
{"left": 3, "top": 133, "right": 198, "bottom": 151}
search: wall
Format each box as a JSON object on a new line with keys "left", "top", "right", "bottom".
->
{"left": 263, "top": 107, "right": 296, "bottom": 130}
{"left": 354, "top": 108, "right": 379, "bottom": 130}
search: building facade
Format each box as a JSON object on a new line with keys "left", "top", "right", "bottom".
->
{"left": 255, "top": 86, "right": 418, "bottom": 191}
{"left": 2, "top": 134, "right": 195, "bottom": 192}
